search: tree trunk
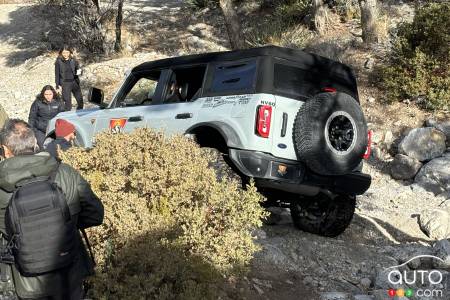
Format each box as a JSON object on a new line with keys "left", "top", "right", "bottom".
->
{"left": 114, "top": 0, "right": 124, "bottom": 52}
{"left": 312, "top": 0, "right": 328, "bottom": 34}
{"left": 358, "top": 0, "right": 379, "bottom": 45}
{"left": 219, "top": 0, "right": 245, "bottom": 50}
{"left": 91, "top": 0, "right": 100, "bottom": 13}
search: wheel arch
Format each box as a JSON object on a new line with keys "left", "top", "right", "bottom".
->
{"left": 185, "top": 122, "right": 243, "bottom": 152}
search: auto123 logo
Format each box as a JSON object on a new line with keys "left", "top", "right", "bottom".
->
{"left": 385, "top": 255, "right": 448, "bottom": 298}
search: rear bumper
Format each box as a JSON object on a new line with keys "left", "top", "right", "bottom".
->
{"left": 229, "top": 149, "right": 371, "bottom": 196}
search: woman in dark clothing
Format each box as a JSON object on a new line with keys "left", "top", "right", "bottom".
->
{"left": 28, "top": 85, "right": 65, "bottom": 149}
{"left": 55, "top": 45, "right": 84, "bottom": 111}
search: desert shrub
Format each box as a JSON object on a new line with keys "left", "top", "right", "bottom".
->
{"left": 245, "top": 0, "right": 313, "bottom": 48}
{"left": 36, "top": 0, "right": 132, "bottom": 56}
{"left": 246, "top": 20, "right": 313, "bottom": 48}
{"left": 36, "top": 0, "right": 107, "bottom": 54}
{"left": 330, "top": 0, "right": 359, "bottom": 21}
{"left": 274, "top": 0, "right": 311, "bottom": 22}
{"left": 60, "top": 129, "right": 266, "bottom": 298}
{"left": 377, "top": 2, "right": 450, "bottom": 111}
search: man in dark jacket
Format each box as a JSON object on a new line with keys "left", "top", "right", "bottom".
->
{"left": 0, "top": 119, "right": 104, "bottom": 299}
{"left": 45, "top": 119, "right": 76, "bottom": 159}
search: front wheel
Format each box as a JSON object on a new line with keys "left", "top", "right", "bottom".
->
{"left": 290, "top": 192, "right": 356, "bottom": 237}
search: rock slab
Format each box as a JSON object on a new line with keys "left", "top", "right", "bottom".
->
{"left": 415, "top": 156, "right": 450, "bottom": 195}
{"left": 419, "top": 208, "right": 450, "bottom": 240}
{"left": 398, "top": 128, "right": 446, "bottom": 162}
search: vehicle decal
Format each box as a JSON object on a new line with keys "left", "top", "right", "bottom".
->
{"left": 202, "top": 95, "right": 252, "bottom": 108}
{"left": 109, "top": 118, "right": 127, "bottom": 134}
{"left": 90, "top": 119, "right": 96, "bottom": 125}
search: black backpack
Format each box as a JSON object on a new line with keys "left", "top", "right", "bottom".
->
{"left": 4, "top": 165, "right": 78, "bottom": 276}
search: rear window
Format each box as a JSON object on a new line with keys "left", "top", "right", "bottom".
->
{"left": 273, "top": 62, "right": 358, "bottom": 100}
{"left": 210, "top": 59, "right": 257, "bottom": 93}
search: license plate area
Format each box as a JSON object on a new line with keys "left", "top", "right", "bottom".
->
{"left": 270, "top": 161, "right": 302, "bottom": 181}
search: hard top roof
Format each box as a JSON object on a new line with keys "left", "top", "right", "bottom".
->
{"left": 132, "top": 45, "right": 351, "bottom": 73}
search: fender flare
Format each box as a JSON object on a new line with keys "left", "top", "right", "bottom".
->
{"left": 185, "top": 121, "right": 243, "bottom": 149}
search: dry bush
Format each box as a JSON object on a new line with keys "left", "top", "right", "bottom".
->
{"left": 376, "top": 2, "right": 450, "bottom": 111}
{"left": 36, "top": 0, "right": 137, "bottom": 56}
{"left": 246, "top": 20, "right": 314, "bottom": 49}
{"left": 36, "top": 0, "right": 107, "bottom": 54}
{"left": 331, "top": 0, "right": 359, "bottom": 21}
{"left": 60, "top": 128, "right": 266, "bottom": 298}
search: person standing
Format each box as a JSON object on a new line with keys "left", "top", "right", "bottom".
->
{"left": 0, "top": 119, "right": 104, "bottom": 299}
{"left": 28, "top": 85, "right": 65, "bottom": 149}
{"left": 55, "top": 45, "right": 84, "bottom": 111}
{"left": 45, "top": 119, "right": 76, "bottom": 160}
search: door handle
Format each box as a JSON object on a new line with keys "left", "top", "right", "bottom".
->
{"left": 175, "top": 113, "right": 193, "bottom": 119}
{"left": 128, "top": 116, "right": 143, "bottom": 122}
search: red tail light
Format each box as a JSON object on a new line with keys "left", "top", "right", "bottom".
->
{"left": 323, "top": 87, "right": 337, "bottom": 93}
{"left": 256, "top": 105, "right": 272, "bottom": 138}
{"left": 362, "top": 130, "right": 373, "bottom": 159}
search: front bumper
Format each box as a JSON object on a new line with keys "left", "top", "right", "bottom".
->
{"left": 229, "top": 149, "right": 371, "bottom": 196}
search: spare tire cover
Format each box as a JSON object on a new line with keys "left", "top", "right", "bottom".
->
{"left": 293, "top": 92, "right": 368, "bottom": 175}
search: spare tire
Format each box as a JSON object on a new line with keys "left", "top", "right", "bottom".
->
{"left": 293, "top": 92, "right": 367, "bottom": 175}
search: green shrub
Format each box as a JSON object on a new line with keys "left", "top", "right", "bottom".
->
{"left": 60, "top": 129, "right": 266, "bottom": 298}
{"left": 246, "top": 20, "right": 313, "bottom": 49}
{"left": 377, "top": 3, "right": 450, "bottom": 111}
{"left": 330, "top": 0, "right": 359, "bottom": 21}
{"left": 274, "top": 0, "right": 311, "bottom": 22}
{"left": 246, "top": 0, "right": 313, "bottom": 48}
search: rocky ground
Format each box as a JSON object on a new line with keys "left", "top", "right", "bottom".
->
{"left": 0, "top": 1, "right": 449, "bottom": 300}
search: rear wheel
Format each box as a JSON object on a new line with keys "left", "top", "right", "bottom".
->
{"left": 290, "top": 192, "right": 356, "bottom": 237}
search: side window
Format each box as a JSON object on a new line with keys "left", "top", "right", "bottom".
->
{"left": 119, "top": 72, "right": 160, "bottom": 107}
{"left": 124, "top": 78, "right": 157, "bottom": 105}
{"left": 162, "top": 65, "right": 207, "bottom": 104}
{"left": 210, "top": 59, "right": 257, "bottom": 93}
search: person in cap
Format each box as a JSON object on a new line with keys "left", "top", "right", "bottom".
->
{"left": 45, "top": 119, "right": 76, "bottom": 159}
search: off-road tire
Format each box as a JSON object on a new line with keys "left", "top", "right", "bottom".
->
{"left": 293, "top": 92, "right": 367, "bottom": 175}
{"left": 290, "top": 193, "right": 356, "bottom": 237}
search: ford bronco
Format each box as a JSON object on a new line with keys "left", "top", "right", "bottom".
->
{"left": 46, "top": 46, "right": 372, "bottom": 237}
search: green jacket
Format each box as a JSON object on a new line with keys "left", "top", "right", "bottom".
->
{"left": 0, "top": 152, "right": 104, "bottom": 298}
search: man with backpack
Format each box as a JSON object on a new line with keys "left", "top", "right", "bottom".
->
{"left": 0, "top": 119, "right": 104, "bottom": 299}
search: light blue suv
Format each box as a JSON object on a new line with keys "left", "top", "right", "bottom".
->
{"left": 46, "top": 46, "right": 372, "bottom": 237}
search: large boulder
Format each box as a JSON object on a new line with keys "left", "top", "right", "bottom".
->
{"left": 390, "top": 154, "right": 422, "bottom": 180}
{"left": 415, "top": 156, "right": 450, "bottom": 195}
{"left": 398, "top": 127, "right": 446, "bottom": 161}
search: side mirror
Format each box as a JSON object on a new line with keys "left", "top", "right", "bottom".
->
{"left": 88, "top": 87, "right": 107, "bottom": 108}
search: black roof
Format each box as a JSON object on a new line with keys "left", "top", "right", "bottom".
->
{"left": 132, "top": 45, "right": 351, "bottom": 73}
